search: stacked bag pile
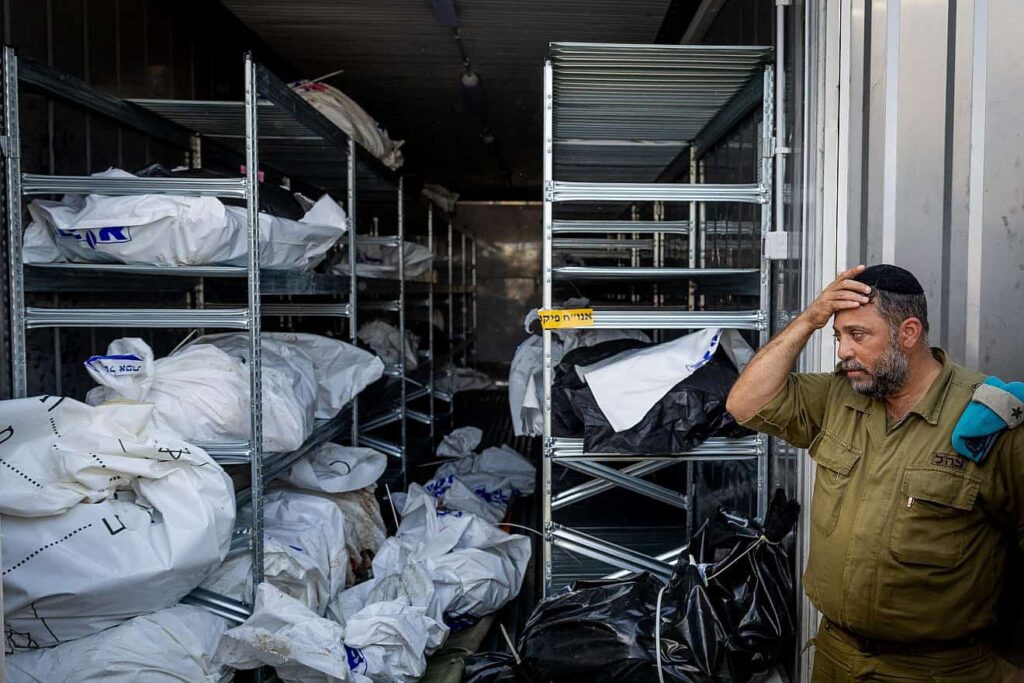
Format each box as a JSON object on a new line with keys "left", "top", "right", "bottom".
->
{"left": 201, "top": 443, "right": 389, "bottom": 619}
{"left": 2, "top": 323, "right": 532, "bottom": 681}
{"left": 3, "top": 331, "right": 387, "bottom": 681}
{"left": 2, "top": 395, "right": 236, "bottom": 680}
{"left": 218, "top": 429, "right": 536, "bottom": 682}
{"left": 84, "top": 332, "right": 384, "bottom": 451}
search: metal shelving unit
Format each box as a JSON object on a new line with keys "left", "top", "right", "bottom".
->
{"left": 399, "top": 197, "right": 458, "bottom": 440}
{"left": 431, "top": 219, "right": 477, "bottom": 412}
{"left": 350, "top": 156, "right": 409, "bottom": 480}
{"left": 2, "top": 46, "right": 359, "bottom": 633}
{"left": 541, "top": 43, "right": 776, "bottom": 593}
{"left": 404, "top": 202, "right": 439, "bottom": 444}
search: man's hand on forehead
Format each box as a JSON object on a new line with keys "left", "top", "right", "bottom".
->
{"left": 799, "top": 265, "right": 873, "bottom": 330}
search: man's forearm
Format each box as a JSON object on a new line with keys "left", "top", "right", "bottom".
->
{"left": 726, "top": 316, "right": 817, "bottom": 422}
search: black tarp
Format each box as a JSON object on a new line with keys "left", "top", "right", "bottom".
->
{"left": 552, "top": 339, "right": 750, "bottom": 455}
{"left": 465, "top": 491, "right": 799, "bottom": 683}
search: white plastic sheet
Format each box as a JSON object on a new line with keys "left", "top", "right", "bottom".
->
{"left": 215, "top": 583, "right": 351, "bottom": 683}
{"left": 335, "top": 563, "right": 435, "bottom": 627}
{"left": 292, "top": 80, "right": 405, "bottom": 171}
{"left": 435, "top": 367, "right": 495, "bottom": 394}
{"left": 280, "top": 443, "right": 388, "bottom": 588}
{"left": 436, "top": 426, "right": 483, "bottom": 458}
{"left": 424, "top": 442, "right": 536, "bottom": 523}
{"left": 87, "top": 333, "right": 383, "bottom": 451}
{"left": 357, "top": 321, "right": 419, "bottom": 369}
{"left": 202, "top": 489, "right": 348, "bottom": 617}
{"left": 509, "top": 317, "right": 650, "bottom": 437}
{"left": 23, "top": 169, "right": 348, "bottom": 270}
{"left": 508, "top": 335, "right": 551, "bottom": 437}
{"left": 86, "top": 336, "right": 313, "bottom": 452}
{"left": 423, "top": 475, "right": 505, "bottom": 524}
{"left": 357, "top": 485, "right": 531, "bottom": 628}
{"left": 0, "top": 396, "right": 235, "bottom": 650}
{"left": 578, "top": 328, "right": 725, "bottom": 433}
{"left": 436, "top": 445, "right": 536, "bottom": 497}
{"left": 216, "top": 583, "right": 447, "bottom": 683}
{"left": 344, "top": 599, "right": 448, "bottom": 682}
{"left": 282, "top": 443, "right": 387, "bottom": 494}
{"left": 204, "top": 535, "right": 328, "bottom": 617}
{"left": 720, "top": 328, "right": 755, "bottom": 374}
{"left": 6, "top": 605, "right": 230, "bottom": 683}
{"left": 332, "top": 241, "right": 432, "bottom": 279}
{"left": 198, "top": 332, "right": 385, "bottom": 420}
{"left": 287, "top": 333, "right": 387, "bottom": 419}
{"left": 233, "top": 478, "right": 532, "bottom": 681}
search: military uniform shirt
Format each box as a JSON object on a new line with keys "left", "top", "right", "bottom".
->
{"left": 740, "top": 349, "right": 1024, "bottom": 642}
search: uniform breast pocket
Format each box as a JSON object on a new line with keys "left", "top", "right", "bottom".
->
{"left": 810, "top": 434, "right": 862, "bottom": 536}
{"left": 889, "top": 465, "right": 980, "bottom": 568}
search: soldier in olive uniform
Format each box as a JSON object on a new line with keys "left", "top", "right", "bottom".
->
{"left": 727, "top": 264, "right": 1021, "bottom": 681}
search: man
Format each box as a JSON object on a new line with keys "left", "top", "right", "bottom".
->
{"left": 727, "top": 264, "right": 1021, "bottom": 681}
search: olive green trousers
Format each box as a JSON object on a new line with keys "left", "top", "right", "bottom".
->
{"left": 811, "top": 619, "right": 1016, "bottom": 682}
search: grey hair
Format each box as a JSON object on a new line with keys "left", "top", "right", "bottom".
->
{"left": 870, "top": 289, "right": 929, "bottom": 341}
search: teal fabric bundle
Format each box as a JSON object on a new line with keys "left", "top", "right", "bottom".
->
{"left": 952, "top": 376, "right": 1024, "bottom": 463}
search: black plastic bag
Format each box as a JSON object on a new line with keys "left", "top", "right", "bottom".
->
{"left": 552, "top": 338, "right": 650, "bottom": 437}
{"left": 462, "top": 653, "right": 526, "bottom": 683}
{"left": 517, "top": 572, "right": 675, "bottom": 682}
{"left": 553, "top": 339, "right": 749, "bottom": 454}
{"left": 464, "top": 491, "right": 799, "bottom": 683}
{"left": 659, "top": 490, "right": 799, "bottom": 681}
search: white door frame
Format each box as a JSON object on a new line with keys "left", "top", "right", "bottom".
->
{"left": 797, "top": 0, "right": 851, "bottom": 679}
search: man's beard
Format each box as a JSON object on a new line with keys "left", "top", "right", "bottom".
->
{"left": 840, "top": 335, "right": 910, "bottom": 399}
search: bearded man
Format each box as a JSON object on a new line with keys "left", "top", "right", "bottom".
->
{"left": 727, "top": 264, "right": 1022, "bottom": 682}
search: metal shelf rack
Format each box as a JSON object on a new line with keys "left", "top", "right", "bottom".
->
{"left": 2, "top": 46, "right": 359, "bottom": 632}
{"left": 432, "top": 219, "right": 478, "bottom": 409}
{"left": 541, "top": 43, "right": 776, "bottom": 593}
{"left": 403, "top": 201, "right": 440, "bottom": 444}
{"left": 351, "top": 156, "right": 409, "bottom": 476}
{"left": 400, "top": 195, "right": 462, "bottom": 441}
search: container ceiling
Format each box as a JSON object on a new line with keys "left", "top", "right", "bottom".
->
{"left": 218, "top": 0, "right": 673, "bottom": 198}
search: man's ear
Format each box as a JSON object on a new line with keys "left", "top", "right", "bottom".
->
{"left": 899, "top": 317, "right": 924, "bottom": 349}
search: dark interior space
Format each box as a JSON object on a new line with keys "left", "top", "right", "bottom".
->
{"left": 0, "top": 2, "right": 801, "bottom": 682}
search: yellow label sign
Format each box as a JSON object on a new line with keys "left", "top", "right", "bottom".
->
{"left": 538, "top": 308, "right": 595, "bottom": 329}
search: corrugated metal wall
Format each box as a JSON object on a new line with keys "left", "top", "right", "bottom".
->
{"left": 454, "top": 203, "right": 540, "bottom": 369}
{"left": 1, "top": 0, "right": 290, "bottom": 176}
{"left": 0, "top": 0, "right": 290, "bottom": 399}
{"left": 842, "top": 0, "right": 1024, "bottom": 379}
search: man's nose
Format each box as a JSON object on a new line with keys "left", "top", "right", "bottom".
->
{"left": 837, "top": 340, "right": 855, "bottom": 362}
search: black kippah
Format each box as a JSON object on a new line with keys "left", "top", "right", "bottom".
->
{"left": 852, "top": 264, "right": 924, "bottom": 295}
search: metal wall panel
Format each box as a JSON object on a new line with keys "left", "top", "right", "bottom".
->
{"left": 454, "top": 203, "right": 541, "bottom": 367}
{"left": 978, "top": 1, "right": 1024, "bottom": 374}
{"left": 842, "top": 0, "right": 1024, "bottom": 379}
